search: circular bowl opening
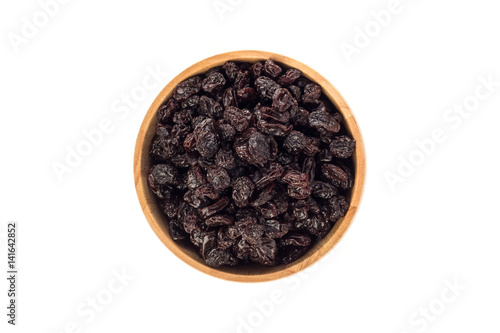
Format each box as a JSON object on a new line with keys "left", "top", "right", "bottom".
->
{"left": 134, "top": 50, "right": 366, "bottom": 282}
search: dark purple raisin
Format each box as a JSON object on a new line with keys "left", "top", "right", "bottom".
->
{"left": 259, "top": 106, "right": 290, "bottom": 124}
{"left": 148, "top": 164, "right": 179, "bottom": 186}
{"left": 253, "top": 163, "right": 284, "bottom": 189}
{"left": 172, "top": 109, "right": 193, "bottom": 125}
{"left": 202, "top": 71, "right": 226, "bottom": 94}
{"left": 168, "top": 220, "right": 188, "bottom": 240}
{"left": 198, "top": 197, "right": 230, "bottom": 219}
{"left": 290, "top": 106, "right": 309, "bottom": 127}
{"left": 251, "top": 183, "right": 276, "bottom": 207}
{"left": 277, "top": 68, "right": 302, "bottom": 86}
{"left": 329, "top": 135, "right": 356, "bottom": 159}
{"left": 222, "top": 62, "right": 239, "bottom": 81}
{"left": 287, "top": 184, "right": 312, "bottom": 200}
{"left": 232, "top": 176, "right": 255, "bottom": 208}
{"left": 196, "top": 131, "right": 219, "bottom": 159}
{"left": 292, "top": 200, "right": 309, "bottom": 221}
{"left": 205, "top": 215, "right": 234, "bottom": 227}
{"left": 195, "top": 185, "right": 221, "bottom": 200}
{"left": 272, "top": 88, "right": 295, "bottom": 112}
{"left": 181, "top": 95, "right": 200, "bottom": 109}
{"left": 312, "top": 181, "right": 338, "bottom": 199}
{"left": 264, "top": 219, "right": 290, "bottom": 239}
{"left": 250, "top": 62, "right": 264, "bottom": 78}
{"left": 321, "top": 164, "right": 353, "bottom": 189}
{"left": 281, "top": 246, "right": 309, "bottom": 265}
{"left": 217, "top": 227, "right": 235, "bottom": 250}
{"left": 198, "top": 96, "right": 223, "bottom": 118}
{"left": 237, "top": 87, "right": 257, "bottom": 104}
{"left": 215, "top": 149, "right": 236, "bottom": 169}
{"left": 224, "top": 106, "right": 250, "bottom": 132}
{"left": 263, "top": 59, "right": 282, "bottom": 78}
{"left": 256, "top": 119, "right": 292, "bottom": 137}
{"left": 205, "top": 249, "right": 238, "bottom": 267}
{"left": 302, "top": 83, "right": 322, "bottom": 103}
{"left": 249, "top": 237, "right": 277, "bottom": 266}
{"left": 172, "top": 76, "right": 201, "bottom": 102}
{"left": 302, "top": 136, "right": 321, "bottom": 156}
{"left": 280, "top": 233, "right": 311, "bottom": 247}
{"left": 242, "top": 224, "right": 265, "bottom": 245}
{"left": 222, "top": 87, "right": 238, "bottom": 108}
{"left": 217, "top": 120, "right": 236, "bottom": 142}
{"left": 283, "top": 131, "right": 306, "bottom": 154}
{"left": 157, "top": 99, "right": 178, "bottom": 124}
{"left": 255, "top": 76, "right": 279, "bottom": 100}
{"left": 206, "top": 165, "right": 231, "bottom": 190}
{"left": 288, "top": 85, "right": 302, "bottom": 101}
{"left": 309, "top": 110, "right": 340, "bottom": 133}
{"left": 282, "top": 169, "right": 309, "bottom": 187}
{"left": 234, "top": 70, "right": 251, "bottom": 90}
{"left": 323, "top": 195, "right": 349, "bottom": 223}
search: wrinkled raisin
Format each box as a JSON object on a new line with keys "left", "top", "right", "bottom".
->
{"left": 329, "top": 135, "right": 356, "bottom": 159}
{"left": 272, "top": 88, "right": 295, "bottom": 112}
{"left": 224, "top": 106, "right": 250, "bottom": 132}
{"left": 202, "top": 71, "right": 226, "bottom": 94}
{"left": 255, "top": 76, "right": 279, "bottom": 100}
{"left": 196, "top": 131, "right": 219, "bottom": 159}
{"left": 232, "top": 176, "right": 255, "bottom": 208}
{"left": 302, "top": 83, "right": 322, "bottom": 103}
{"left": 283, "top": 131, "right": 306, "bottom": 154}
{"left": 205, "top": 215, "right": 234, "bottom": 227}
{"left": 264, "top": 59, "right": 283, "bottom": 78}
{"left": 206, "top": 166, "right": 231, "bottom": 190}
{"left": 277, "top": 68, "right": 301, "bottom": 86}
{"left": 309, "top": 110, "right": 340, "bottom": 133}
{"left": 172, "top": 76, "right": 201, "bottom": 102}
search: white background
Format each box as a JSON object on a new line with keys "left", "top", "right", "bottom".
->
{"left": 1, "top": 0, "right": 499, "bottom": 332}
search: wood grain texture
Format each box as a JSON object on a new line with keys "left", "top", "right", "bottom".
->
{"left": 134, "top": 50, "right": 366, "bottom": 283}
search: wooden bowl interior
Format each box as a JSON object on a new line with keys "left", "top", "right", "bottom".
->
{"left": 134, "top": 51, "right": 365, "bottom": 282}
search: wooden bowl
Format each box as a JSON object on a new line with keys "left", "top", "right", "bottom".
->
{"left": 134, "top": 50, "right": 366, "bottom": 282}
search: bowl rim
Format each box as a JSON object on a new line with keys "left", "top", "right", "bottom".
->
{"left": 134, "top": 50, "right": 366, "bottom": 283}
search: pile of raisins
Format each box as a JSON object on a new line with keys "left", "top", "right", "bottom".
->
{"left": 148, "top": 59, "right": 355, "bottom": 268}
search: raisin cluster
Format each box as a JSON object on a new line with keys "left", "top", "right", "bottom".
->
{"left": 148, "top": 59, "right": 356, "bottom": 267}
